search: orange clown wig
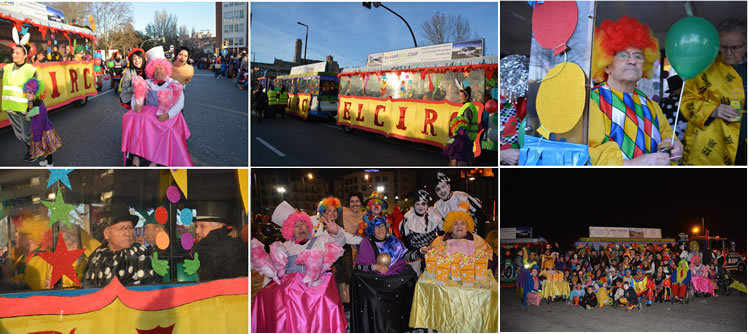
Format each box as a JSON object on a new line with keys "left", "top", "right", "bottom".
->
{"left": 592, "top": 16, "right": 660, "bottom": 83}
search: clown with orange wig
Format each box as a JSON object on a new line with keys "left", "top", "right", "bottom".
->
{"left": 588, "top": 17, "right": 683, "bottom": 165}
{"left": 121, "top": 46, "right": 193, "bottom": 167}
{"left": 251, "top": 209, "right": 347, "bottom": 332}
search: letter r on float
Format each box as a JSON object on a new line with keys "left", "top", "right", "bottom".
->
{"left": 374, "top": 105, "right": 385, "bottom": 127}
{"left": 68, "top": 69, "right": 79, "bottom": 93}
{"left": 343, "top": 102, "right": 352, "bottom": 120}
{"left": 396, "top": 106, "right": 408, "bottom": 130}
{"left": 422, "top": 108, "right": 437, "bottom": 136}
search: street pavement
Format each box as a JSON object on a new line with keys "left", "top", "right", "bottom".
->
{"left": 251, "top": 115, "right": 498, "bottom": 166}
{"left": 0, "top": 69, "right": 247, "bottom": 166}
{"left": 500, "top": 277, "right": 748, "bottom": 331}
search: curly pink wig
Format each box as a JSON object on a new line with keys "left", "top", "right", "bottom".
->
{"left": 145, "top": 58, "right": 173, "bottom": 79}
{"left": 281, "top": 211, "right": 314, "bottom": 240}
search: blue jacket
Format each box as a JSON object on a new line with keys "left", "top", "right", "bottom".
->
{"left": 569, "top": 288, "right": 585, "bottom": 300}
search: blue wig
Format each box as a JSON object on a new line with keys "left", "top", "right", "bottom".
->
{"left": 365, "top": 216, "right": 400, "bottom": 261}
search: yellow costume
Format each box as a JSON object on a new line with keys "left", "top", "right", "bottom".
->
{"left": 540, "top": 269, "right": 570, "bottom": 299}
{"left": 680, "top": 56, "right": 745, "bottom": 165}
{"left": 596, "top": 287, "right": 610, "bottom": 307}
{"left": 588, "top": 90, "right": 677, "bottom": 165}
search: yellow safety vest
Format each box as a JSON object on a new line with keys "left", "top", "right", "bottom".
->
{"left": 267, "top": 90, "right": 278, "bottom": 106}
{"left": 2, "top": 63, "right": 36, "bottom": 113}
{"left": 279, "top": 91, "right": 289, "bottom": 106}
{"left": 460, "top": 102, "right": 479, "bottom": 142}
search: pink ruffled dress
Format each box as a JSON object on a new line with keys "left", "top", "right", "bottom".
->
{"left": 121, "top": 77, "right": 193, "bottom": 166}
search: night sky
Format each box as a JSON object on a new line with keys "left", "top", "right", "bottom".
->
{"left": 500, "top": 168, "right": 747, "bottom": 252}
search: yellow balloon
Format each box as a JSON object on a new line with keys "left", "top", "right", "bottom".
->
{"left": 536, "top": 62, "right": 587, "bottom": 134}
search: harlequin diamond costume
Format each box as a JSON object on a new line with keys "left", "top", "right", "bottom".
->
{"left": 251, "top": 210, "right": 347, "bottom": 333}
{"left": 399, "top": 189, "right": 443, "bottom": 274}
{"left": 351, "top": 216, "right": 418, "bottom": 332}
{"left": 588, "top": 17, "right": 679, "bottom": 165}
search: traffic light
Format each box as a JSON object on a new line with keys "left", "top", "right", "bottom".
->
{"left": 362, "top": 2, "right": 371, "bottom": 9}
{"left": 222, "top": 40, "right": 228, "bottom": 49}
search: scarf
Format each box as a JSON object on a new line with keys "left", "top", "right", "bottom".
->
{"left": 592, "top": 82, "right": 662, "bottom": 159}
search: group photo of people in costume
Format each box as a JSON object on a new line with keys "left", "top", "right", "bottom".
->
{"left": 0, "top": 169, "right": 249, "bottom": 333}
{"left": 250, "top": 168, "right": 498, "bottom": 333}
{"left": 500, "top": 167, "right": 747, "bottom": 332}
{"left": 499, "top": 1, "right": 746, "bottom": 165}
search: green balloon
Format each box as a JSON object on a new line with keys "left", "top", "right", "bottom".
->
{"left": 107, "top": 61, "right": 114, "bottom": 68}
{"left": 665, "top": 16, "right": 719, "bottom": 80}
{"left": 518, "top": 117, "right": 527, "bottom": 149}
{"left": 94, "top": 65, "right": 101, "bottom": 72}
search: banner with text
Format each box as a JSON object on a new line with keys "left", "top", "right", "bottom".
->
{"left": 589, "top": 226, "right": 662, "bottom": 239}
{"left": 337, "top": 96, "right": 484, "bottom": 149}
{"left": 286, "top": 93, "right": 312, "bottom": 119}
{"left": 366, "top": 39, "right": 484, "bottom": 67}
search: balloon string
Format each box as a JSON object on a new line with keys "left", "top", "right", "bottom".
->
{"left": 538, "top": 51, "right": 567, "bottom": 83}
{"left": 670, "top": 81, "right": 686, "bottom": 147}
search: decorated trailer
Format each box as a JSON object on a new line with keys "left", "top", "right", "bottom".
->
{"left": 338, "top": 40, "right": 498, "bottom": 158}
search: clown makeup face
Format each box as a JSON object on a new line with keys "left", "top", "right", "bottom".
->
{"left": 369, "top": 202, "right": 382, "bottom": 216}
{"left": 374, "top": 224, "right": 388, "bottom": 240}
{"left": 451, "top": 219, "right": 468, "bottom": 238}
{"left": 605, "top": 47, "right": 645, "bottom": 85}
{"left": 153, "top": 64, "right": 168, "bottom": 81}
{"left": 435, "top": 183, "right": 451, "bottom": 200}
{"left": 293, "top": 220, "right": 309, "bottom": 240}
{"left": 414, "top": 200, "right": 428, "bottom": 215}
{"left": 323, "top": 205, "right": 338, "bottom": 222}
{"left": 349, "top": 196, "right": 362, "bottom": 212}
{"left": 531, "top": 269, "right": 538, "bottom": 277}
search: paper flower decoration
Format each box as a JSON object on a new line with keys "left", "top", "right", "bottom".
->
{"left": 155, "top": 206, "right": 168, "bottom": 224}
{"left": 184, "top": 252, "right": 200, "bottom": 276}
{"left": 47, "top": 169, "right": 74, "bottom": 190}
{"left": 41, "top": 188, "right": 77, "bottom": 228}
{"left": 181, "top": 233, "right": 194, "bottom": 250}
{"left": 37, "top": 232, "right": 86, "bottom": 288}
{"left": 178, "top": 208, "right": 193, "bottom": 226}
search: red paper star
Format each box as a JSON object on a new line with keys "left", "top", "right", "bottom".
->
{"left": 136, "top": 324, "right": 175, "bottom": 334}
{"left": 37, "top": 232, "right": 86, "bottom": 288}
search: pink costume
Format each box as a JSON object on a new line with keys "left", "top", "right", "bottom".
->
{"left": 691, "top": 264, "right": 715, "bottom": 296}
{"left": 251, "top": 215, "right": 347, "bottom": 333}
{"left": 121, "top": 75, "right": 193, "bottom": 166}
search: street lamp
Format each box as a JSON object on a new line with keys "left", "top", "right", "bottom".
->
{"left": 297, "top": 22, "right": 308, "bottom": 63}
{"left": 307, "top": 173, "right": 314, "bottom": 180}
{"left": 692, "top": 227, "right": 700, "bottom": 234}
{"left": 276, "top": 186, "right": 286, "bottom": 200}
{"left": 377, "top": 186, "right": 384, "bottom": 193}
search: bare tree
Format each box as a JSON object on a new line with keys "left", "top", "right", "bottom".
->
{"left": 108, "top": 23, "right": 142, "bottom": 53}
{"left": 421, "top": 12, "right": 473, "bottom": 45}
{"left": 89, "top": 2, "right": 134, "bottom": 53}
{"left": 145, "top": 10, "right": 178, "bottom": 47}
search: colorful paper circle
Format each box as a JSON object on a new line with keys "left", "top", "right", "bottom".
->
{"left": 179, "top": 208, "right": 193, "bottom": 226}
{"left": 155, "top": 206, "right": 168, "bottom": 225}
{"left": 181, "top": 233, "right": 194, "bottom": 250}
{"left": 156, "top": 231, "right": 170, "bottom": 250}
{"left": 536, "top": 62, "right": 586, "bottom": 134}
{"left": 166, "top": 186, "right": 181, "bottom": 203}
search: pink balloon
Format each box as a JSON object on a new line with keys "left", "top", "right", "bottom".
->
{"left": 166, "top": 185, "right": 181, "bottom": 203}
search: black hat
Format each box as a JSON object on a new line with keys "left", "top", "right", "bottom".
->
{"left": 666, "top": 76, "right": 683, "bottom": 93}
{"left": 435, "top": 172, "right": 451, "bottom": 187}
{"left": 411, "top": 189, "right": 432, "bottom": 204}
{"left": 195, "top": 201, "right": 233, "bottom": 224}
{"left": 109, "top": 200, "right": 140, "bottom": 227}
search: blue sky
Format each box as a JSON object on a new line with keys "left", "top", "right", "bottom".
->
{"left": 131, "top": 2, "right": 216, "bottom": 35}
{"left": 251, "top": 2, "right": 498, "bottom": 68}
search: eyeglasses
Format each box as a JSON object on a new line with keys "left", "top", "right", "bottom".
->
{"left": 614, "top": 51, "right": 645, "bottom": 63}
{"left": 720, "top": 43, "right": 746, "bottom": 54}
